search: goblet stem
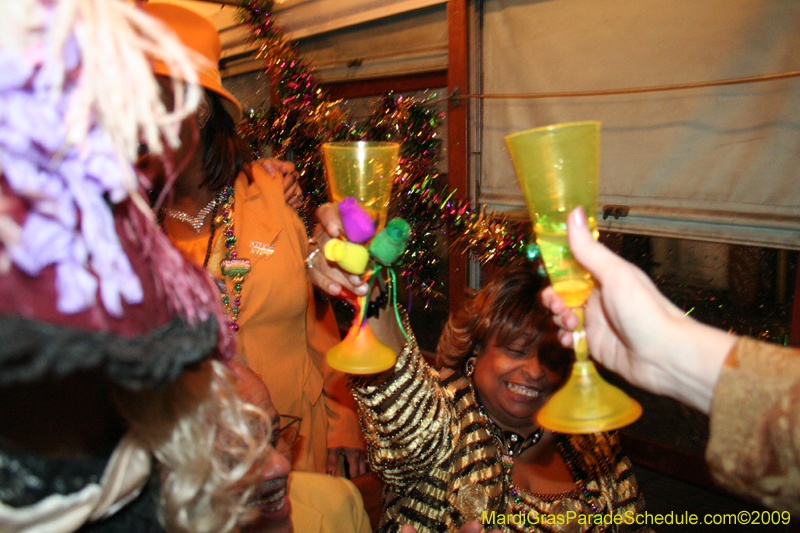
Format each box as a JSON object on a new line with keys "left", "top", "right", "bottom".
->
{"left": 357, "top": 293, "right": 369, "bottom": 326}
{"left": 572, "top": 306, "right": 589, "bottom": 363}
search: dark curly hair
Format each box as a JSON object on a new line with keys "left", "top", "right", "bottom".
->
{"left": 435, "top": 264, "right": 572, "bottom": 378}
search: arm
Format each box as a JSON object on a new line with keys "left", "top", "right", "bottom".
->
{"left": 306, "top": 292, "right": 368, "bottom": 477}
{"left": 604, "top": 433, "right": 652, "bottom": 532}
{"left": 323, "top": 383, "right": 368, "bottom": 477}
{"left": 705, "top": 336, "right": 800, "bottom": 514}
{"left": 348, "top": 311, "right": 459, "bottom": 489}
{"left": 308, "top": 202, "right": 454, "bottom": 486}
{"left": 544, "top": 207, "right": 800, "bottom": 513}
{"left": 302, "top": 202, "right": 371, "bottom": 475}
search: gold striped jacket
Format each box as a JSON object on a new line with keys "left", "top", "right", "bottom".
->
{"left": 350, "top": 332, "right": 652, "bottom": 533}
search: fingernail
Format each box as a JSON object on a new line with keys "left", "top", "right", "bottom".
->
{"left": 354, "top": 284, "right": 369, "bottom": 296}
{"left": 571, "top": 206, "right": 586, "bottom": 229}
{"left": 326, "top": 222, "right": 340, "bottom": 238}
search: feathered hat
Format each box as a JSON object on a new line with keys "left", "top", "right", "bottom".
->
{"left": 0, "top": 0, "right": 234, "bottom": 391}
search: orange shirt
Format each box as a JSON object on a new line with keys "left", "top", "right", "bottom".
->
{"left": 169, "top": 163, "right": 362, "bottom": 472}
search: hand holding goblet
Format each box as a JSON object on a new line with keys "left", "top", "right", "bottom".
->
{"left": 505, "top": 121, "right": 642, "bottom": 433}
{"left": 320, "top": 141, "right": 410, "bottom": 375}
{"left": 542, "top": 206, "right": 734, "bottom": 415}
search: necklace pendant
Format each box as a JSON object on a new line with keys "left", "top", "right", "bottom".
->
{"left": 221, "top": 258, "right": 251, "bottom": 277}
{"left": 190, "top": 216, "right": 207, "bottom": 232}
{"left": 455, "top": 485, "right": 490, "bottom": 522}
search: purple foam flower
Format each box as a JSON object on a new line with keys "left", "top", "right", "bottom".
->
{"left": 339, "top": 197, "right": 375, "bottom": 243}
{"left": 0, "top": 25, "right": 142, "bottom": 317}
{"left": 0, "top": 50, "right": 33, "bottom": 91}
{"left": 56, "top": 259, "right": 99, "bottom": 315}
{"left": 7, "top": 212, "right": 71, "bottom": 276}
{"left": 4, "top": 90, "right": 66, "bottom": 152}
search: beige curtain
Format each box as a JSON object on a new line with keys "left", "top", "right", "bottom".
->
{"left": 294, "top": 3, "right": 448, "bottom": 82}
{"left": 274, "top": 0, "right": 447, "bottom": 39}
{"left": 219, "top": 0, "right": 448, "bottom": 81}
{"left": 481, "top": 0, "right": 800, "bottom": 248}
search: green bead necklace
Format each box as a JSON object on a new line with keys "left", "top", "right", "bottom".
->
{"left": 209, "top": 184, "right": 250, "bottom": 333}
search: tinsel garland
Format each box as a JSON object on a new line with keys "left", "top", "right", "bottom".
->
{"left": 236, "top": 0, "right": 527, "bottom": 304}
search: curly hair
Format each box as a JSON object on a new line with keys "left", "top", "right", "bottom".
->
{"left": 114, "top": 359, "right": 270, "bottom": 533}
{"left": 435, "top": 264, "right": 572, "bottom": 377}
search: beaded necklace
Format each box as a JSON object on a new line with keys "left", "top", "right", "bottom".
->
{"left": 471, "top": 383, "right": 544, "bottom": 470}
{"left": 160, "top": 184, "right": 249, "bottom": 333}
{"left": 503, "top": 432, "right": 600, "bottom": 519}
{"left": 470, "top": 379, "right": 601, "bottom": 529}
{"left": 206, "top": 184, "right": 249, "bottom": 333}
{"left": 551, "top": 435, "right": 601, "bottom": 514}
{"left": 497, "top": 427, "right": 544, "bottom": 470}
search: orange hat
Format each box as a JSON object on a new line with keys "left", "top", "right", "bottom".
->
{"left": 142, "top": 2, "right": 242, "bottom": 122}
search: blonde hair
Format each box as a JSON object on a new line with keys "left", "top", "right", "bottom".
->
{"left": 114, "top": 359, "right": 271, "bottom": 533}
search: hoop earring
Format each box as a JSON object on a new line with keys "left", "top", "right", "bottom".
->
{"left": 464, "top": 356, "right": 476, "bottom": 377}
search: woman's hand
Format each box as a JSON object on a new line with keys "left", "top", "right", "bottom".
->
{"left": 306, "top": 203, "right": 369, "bottom": 298}
{"left": 540, "top": 206, "right": 735, "bottom": 413}
{"left": 258, "top": 158, "right": 304, "bottom": 208}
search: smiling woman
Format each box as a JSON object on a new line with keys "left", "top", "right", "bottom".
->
{"left": 347, "top": 264, "right": 653, "bottom": 533}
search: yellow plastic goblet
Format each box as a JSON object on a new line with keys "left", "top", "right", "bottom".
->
{"left": 323, "top": 141, "right": 399, "bottom": 233}
{"left": 322, "top": 141, "right": 400, "bottom": 374}
{"left": 505, "top": 121, "right": 642, "bottom": 434}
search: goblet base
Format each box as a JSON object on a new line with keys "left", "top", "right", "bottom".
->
{"left": 536, "top": 361, "right": 642, "bottom": 434}
{"left": 326, "top": 322, "right": 396, "bottom": 375}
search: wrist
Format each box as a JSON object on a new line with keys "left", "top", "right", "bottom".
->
{"left": 662, "top": 316, "right": 737, "bottom": 414}
{"left": 305, "top": 235, "right": 323, "bottom": 270}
